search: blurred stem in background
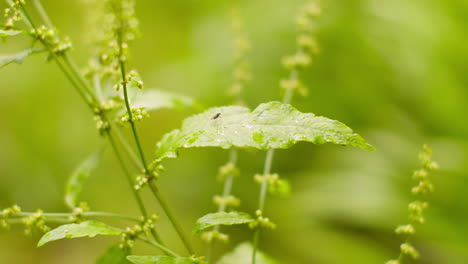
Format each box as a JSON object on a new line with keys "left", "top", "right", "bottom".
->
{"left": 205, "top": 5, "right": 251, "bottom": 263}
{"left": 251, "top": 2, "right": 322, "bottom": 263}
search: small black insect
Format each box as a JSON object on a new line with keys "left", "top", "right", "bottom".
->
{"left": 211, "top": 113, "right": 221, "bottom": 120}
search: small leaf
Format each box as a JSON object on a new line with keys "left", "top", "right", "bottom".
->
{"left": 132, "top": 89, "right": 197, "bottom": 112}
{"left": 127, "top": 256, "right": 206, "bottom": 264}
{"left": 193, "top": 212, "right": 254, "bottom": 234}
{"left": 65, "top": 150, "right": 103, "bottom": 209}
{"left": 97, "top": 244, "right": 132, "bottom": 264}
{"left": 0, "top": 48, "right": 42, "bottom": 68}
{"left": 217, "top": 242, "right": 278, "bottom": 264}
{"left": 155, "top": 101, "right": 374, "bottom": 162}
{"left": 0, "top": 30, "right": 23, "bottom": 37}
{"left": 38, "top": 220, "right": 121, "bottom": 247}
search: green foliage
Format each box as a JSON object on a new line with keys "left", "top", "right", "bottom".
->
{"left": 65, "top": 150, "right": 103, "bottom": 209}
{"left": 97, "top": 244, "right": 132, "bottom": 264}
{"left": 217, "top": 242, "right": 278, "bottom": 264}
{"left": 132, "top": 89, "right": 197, "bottom": 112}
{"left": 127, "top": 256, "right": 206, "bottom": 264}
{"left": 37, "top": 220, "right": 121, "bottom": 247}
{"left": 0, "top": 0, "right": 451, "bottom": 263}
{"left": 193, "top": 212, "right": 254, "bottom": 234}
{"left": 0, "top": 48, "right": 42, "bottom": 68}
{"left": 155, "top": 101, "right": 374, "bottom": 162}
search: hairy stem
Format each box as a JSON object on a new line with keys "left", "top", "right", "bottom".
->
{"left": 116, "top": 11, "right": 193, "bottom": 254}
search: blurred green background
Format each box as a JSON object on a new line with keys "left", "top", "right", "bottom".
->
{"left": 1, "top": 0, "right": 467, "bottom": 263}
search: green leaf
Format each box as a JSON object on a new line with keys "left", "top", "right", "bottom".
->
{"left": 217, "top": 242, "right": 278, "bottom": 264}
{"left": 0, "top": 48, "right": 42, "bottom": 69}
{"left": 127, "top": 256, "right": 206, "bottom": 264}
{"left": 0, "top": 30, "right": 23, "bottom": 37}
{"left": 96, "top": 244, "right": 132, "bottom": 264}
{"left": 65, "top": 150, "right": 102, "bottom": 208}
{"left": 133, "top": 89, "right": 197, "bottom": 112}
{"left": 193, "top": 212, "right": 254, "bottom": 234}
{"left": 155, "top": 101, "right": 375, "bottom": 162}
{"left": 38, "top": 220, "right": 121, "bottom": 247}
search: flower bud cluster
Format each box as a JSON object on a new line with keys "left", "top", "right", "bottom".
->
{"left": 249, "top": 210, "right": 276, "bottom": 230}
{"left": 213, "top": 195, "right": 240, "bottom": 209}
{"left": 94, "top": 113, "right": 111, "bottom": 135}
{"left": 280, "top": 1, "right": 322, "bottom": 98}
{"left": 387, "top": 144, "right": 438, "bottom": 264}
{"left": 217, "top": 162, "right": 239, "bottom": 181}
{"left": 134, "top": 164, "right": 165, "bottom": 190}
{"left": 119, "top": 107, "right": 149, "bottom": 124}
{"left": 85, "top": 0, "right": 140, "bottom": 81}
{"left": 114, "top": 70, "right": 144, "bottom": 91}
{"left": 32, "top": 26, "right": 73, "bottom": 57}
{"left": 22, "top": 209, "right": 50, "bottom": 235}
{"left": 201, "top": 230, "right": 229, "bottom": 243}
{"left": 69, "top": 202, "right": 90, "bottom": 223}
{"left": 254, "top": 173, "right": 291, "bottom": 197}
{"left": 119, "top": 213, "right": 158, "bottom": 249}
{"left": 2, "top": 0, "right": 24, "bottom": 30}
{"left": 227, "top": 7, "right": 251, "bottom": 102}
{"left": 0, "top": 205, "right": 22, "bottom": 229}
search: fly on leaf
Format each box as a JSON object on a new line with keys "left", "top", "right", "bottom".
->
{"left": 211, "top": 113, "right": 221, "bottom": 120}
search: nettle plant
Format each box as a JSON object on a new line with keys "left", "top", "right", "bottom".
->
{"left": 0, "top": 1, "right": 438, "bottom": 264}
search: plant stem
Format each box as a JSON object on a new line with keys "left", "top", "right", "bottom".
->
{"left": 251, "top": 65, "right": 299, "bottom": 264}
{"left": 106, "top": 131, "right": 148, "bottom": 218}
{"left": 137, "top": 235, "right": 180, "bottom": 257}
{"left": 148, "top": 182, "right": 195, "bottom": 255}
{"left": 113, "top": 123, "right": 143, "bottom": 170}
{"left": 111, "top": 227, "right": 180, "bottom": 257}
{"left": 116, "top": 14, "right": 194, "bottom": 254}
{"left": 32, "top": 0, "right": 99, "bottom": 103}
{"left": 19, "top": 4, "right": 94, "bottom": 110}
{"left": 107, "top": 130, "right": 166, "bottom": 249}
{"left": 251, "top": 149, "right": 275, "bottom": 264}
{"left": 207, "top": 148, "right": 238, "bottom": 263}
{"left": 12, "top": 211, "right": 140, "bottom": 222}
{"left": 20, "top": 1, "right": 167, "bottom": 249}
